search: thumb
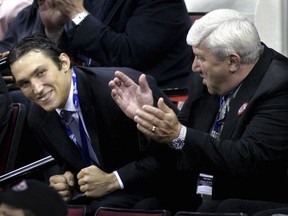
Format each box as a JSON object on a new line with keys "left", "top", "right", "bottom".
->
{"left": 64, "top": 171, "right": 74, "bottom": 186}
{"left": 157, "top": 98, "right": 171, "bottom": 113}
{"left": 139, "top": 74, "right": 150, "bottom": 92}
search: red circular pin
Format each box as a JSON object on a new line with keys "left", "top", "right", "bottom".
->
{"left": 238, "top": 102, "right": 248, "bottom": 116}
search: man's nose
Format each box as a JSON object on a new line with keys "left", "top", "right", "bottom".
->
{"left": 192, "top": 58, "right": 201, "bottom": 73}
{"left": 32, "top": 80, "right": 43, "bottom": 94}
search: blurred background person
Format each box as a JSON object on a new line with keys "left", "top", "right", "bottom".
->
{"left": 0, "top": 0, "right": 32, "bottom": 40}
{"left": 1, "top": 0, "right": 193, "bottom": 90}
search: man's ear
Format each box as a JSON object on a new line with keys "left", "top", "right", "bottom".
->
{"left": 59, "top": 53, "right": 71, "bottom": 71}
{"left": 228, "top": 54, "right": 240, "bottom": 72}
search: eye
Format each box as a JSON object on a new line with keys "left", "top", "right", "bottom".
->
{"left": 195, "top": 55, "right": 204, "bottom": 62}
{"left": 17, "top": 80, "right": 30, "bottom": 89}
{"left": 36, "top": 70, "right": 46, "bottom": 77}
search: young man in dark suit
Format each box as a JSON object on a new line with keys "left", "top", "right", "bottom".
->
{"left": 7, "top": 34, "right": 178, "bottom": 214}
{"left": 109, "top": 8, "right": 288, "bottom": 213}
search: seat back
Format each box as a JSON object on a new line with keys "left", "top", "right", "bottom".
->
{"left": 0, "top": 103, "right": 26, "bottom": 175}
{"left": 162, "top": 87, "right": 188, "bottom": 110}
{"left": 95, "top": 207, "right": 171, "bottom": 216}
{"left": 175, "top": 212, "right": 248, "bottom": 216}
{"left": 67, "top": 205, "right": 90, "bottom": 216}
{"left": 189, "top": 12, "right": 206, "bottom": 24}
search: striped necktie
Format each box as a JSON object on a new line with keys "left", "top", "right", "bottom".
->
{"left": 60, "top": 110, "right": 91, "bottom": 165}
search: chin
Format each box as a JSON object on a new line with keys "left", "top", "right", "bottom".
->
{"left": 38, "top": 102, "right": 57, "bottom": 112}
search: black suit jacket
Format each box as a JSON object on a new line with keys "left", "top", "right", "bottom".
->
{"left": 28, "top": 67, "right": 177, "bottom": 194}
{"left": 68, "top": 0, "right": 193, "bottom": 89}
{"left": 177, "top": 44, "right": 288, "bottom": 203}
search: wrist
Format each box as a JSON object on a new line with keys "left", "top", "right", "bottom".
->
{"left": 112, "top": 171, "right": 123, "bottom": 190}
{"left": 169, "top": 125, "right": 187, "bottom": 150}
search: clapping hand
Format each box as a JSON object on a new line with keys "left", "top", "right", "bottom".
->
{"left": 109, "top": 70, "right": 154, "bottom": 119}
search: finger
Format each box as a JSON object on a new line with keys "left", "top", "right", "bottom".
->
{"left": 49, "top": 174, "right": 66, "bottom": 184}
{"left": 136, "top": 123, "right": 164, "bottom": 142}
{"left": 58, "top": 189, "right": 71, "bottom": 200}
{"left": 139, "top": 74, "right": 150, "bottom": 92}
{"left": 64, "top": 171, "right": 74, "bottom": 186}
{"left": 141, "top": 104, "right": 165, "bottom": 121}
{"left": 78, "top": 177, "right": 86, "bottom": 186}
{"left": 109, "top": 79, "right": 123, "bottom": 95}
{"left": 135, "top": 108, "right": 156, "bottom": 123}
{"left": 108, "top": 77, "right": 120, "bottom": 89}
{"left": 134, "top": 110, "right": 159, "bottom": 135}
{"left": 79, "top": 184, "right": 86, "bottom": 193}
{"left": 115, "top": 70, "right": 134, "bottom": 87}
{"left": 157, "top": 98, "right": 173, "bottom": 114}
{"left": 76, "top": 166, "right": 91, "bottom": 180}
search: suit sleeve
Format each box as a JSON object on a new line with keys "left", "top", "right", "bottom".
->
{"left": 67, "top": 0, "right": 190, "bottom": 69}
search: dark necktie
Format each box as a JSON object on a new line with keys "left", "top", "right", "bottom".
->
{"left": 60, "top": 110, "right": 91, "bottom": 165}
{"left": 210, "top": 94, "right": 234, "bottom": 140}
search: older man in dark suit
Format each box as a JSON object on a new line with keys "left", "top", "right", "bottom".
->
{"left": 109, "top": 8, "right": 288, "bottom": 213}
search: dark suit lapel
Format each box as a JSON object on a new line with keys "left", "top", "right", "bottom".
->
{"left": 220, "top": 45, "right": 275, "bottom": 139}
{"left": 184, "top": 83, "right": 219, "bottom": 133}
{"left": 196, "top": 95, "right": 219, "bottom": 132}
{"left": 77, "top": 72, "right": 104, "bottom": 168}
{"left": 220, "top": 84, "right": 252, "bottom": 139}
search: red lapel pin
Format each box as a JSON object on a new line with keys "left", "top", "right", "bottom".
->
{"left": 238, "top": 102, "right": 248, "bottom": 116}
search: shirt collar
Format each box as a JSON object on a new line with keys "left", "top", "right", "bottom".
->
{"left": 56, "top": 78, "right": 76, "bottom": 115}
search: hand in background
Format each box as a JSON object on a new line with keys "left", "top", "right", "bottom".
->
{"left": 38, "top": 0, "right": 68, "bottom": 42}
{"left": 50, "top": 0, "right": 86, "bottom": 19}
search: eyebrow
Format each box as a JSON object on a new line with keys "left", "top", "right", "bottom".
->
{"left": 15, "top": 65, "right": 45, "bottom": 86}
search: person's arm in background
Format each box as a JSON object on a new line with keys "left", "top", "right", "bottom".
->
{"left": 50, "top": 0, "right": 192, "bottom": 86}
{"left": 68, "top": 0, "right": 190, "bottom": 67}
{"left": 38, "top": 0, "right": 70, "bottom": 43}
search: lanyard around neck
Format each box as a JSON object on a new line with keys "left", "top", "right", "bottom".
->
{"left": 61, "top": 68, "right": 91, "bottom": 165}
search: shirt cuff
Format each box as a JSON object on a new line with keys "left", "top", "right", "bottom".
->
{"left": 113, "top": 171, "right": 124, "bottom": 189}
